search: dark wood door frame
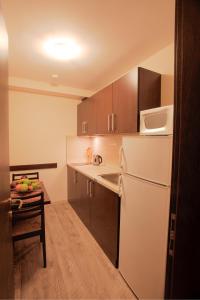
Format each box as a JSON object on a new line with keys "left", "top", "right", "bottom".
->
{"left": 0, "top": 6, "right": 14, "bottom": 299}
{"left": 165, "top": 0, "right": 200, "bottom": 298}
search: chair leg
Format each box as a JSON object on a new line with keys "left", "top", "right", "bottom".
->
{"left": 42, "top": 234, "right": 47, "bottom": 268}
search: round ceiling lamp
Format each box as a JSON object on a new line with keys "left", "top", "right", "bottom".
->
{"left": 43, "top": 37, "right": 81, "bottom": 60}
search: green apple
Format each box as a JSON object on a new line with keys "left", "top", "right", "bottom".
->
{"left": 31, "top": 182, "right": 40, "bottom": 190}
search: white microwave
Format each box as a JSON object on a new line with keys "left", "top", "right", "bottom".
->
{"left": 140, "top": 105, "right": 173, "bottom": 135}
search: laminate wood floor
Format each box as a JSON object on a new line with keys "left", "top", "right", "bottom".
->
{"left": 14, "top": 201, "right": 135, "bottom": 299}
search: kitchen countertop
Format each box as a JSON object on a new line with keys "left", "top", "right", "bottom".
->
{"left": 67, "top": 163, "right": 121, "bottom": 195}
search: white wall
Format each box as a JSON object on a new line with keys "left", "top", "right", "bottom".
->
{"left": 9, "top": 90, "right": 79, "bottom": 202}
{"left": 139, "top": 43, "right": 174, "bottom": 105}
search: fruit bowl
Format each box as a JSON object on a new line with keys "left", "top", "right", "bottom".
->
{"left": 13, "top": 178, "right": 41, "bottom": 194}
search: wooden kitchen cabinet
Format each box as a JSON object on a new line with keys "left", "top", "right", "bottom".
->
{"left": 94, "top": 84, "right": 113, "bottom": 135}
{"left": 78, "top": 172, "right": 91, "bottom": 229}
{"left": 112, "top": 67, "right": 161, "bottom": 133}
{"left": 77, "top": 67, "right": 161, "bottom": 135}
{"left": 90, "top": 181, "right": 120, "bottom": 267}
{"left": 112, "top": 68, "right": 138, "bottom": 133}
{"left": 67, "top": 166, "right": 81, "bottom": 213}
{"left": 67, "top": 166, "right": 90, "bottom": 229}
{"left": 67, "top": 167, "right": 120, "bottom": 267}
{"left": 77, "top": 97, "right": 95, "bottom": 136}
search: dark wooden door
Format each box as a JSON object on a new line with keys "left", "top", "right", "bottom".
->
{"left": 0, "top": 9, "right": 14, "bottom": 299}
{"left": 95, "top": 84, "right": 113, "bottom": 135}
{"left": 165, "top": 0, "right": 200, "bottom": 298}
{"left": 112, "top": 68, "right": 138, "bottom": 134}
{"left": 90, "top": 182, "right": 120, "bottom": 267}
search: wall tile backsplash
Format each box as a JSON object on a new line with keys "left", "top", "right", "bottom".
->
{"left": 92, "top": 136, "right": 122, "bottom": 167}
{"left": 66, "top": 135, "right": 122, "bottom": 167}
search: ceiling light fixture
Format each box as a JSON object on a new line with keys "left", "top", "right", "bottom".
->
{"left": 43, "top": 37, "right": 81, "bottom": 60}
{"left": 51, "top": 74, "right": 58, "bottom": 78}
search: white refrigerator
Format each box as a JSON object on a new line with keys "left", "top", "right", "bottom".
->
{"left": 119, "top": 135, "right": 172, "bottom": 299}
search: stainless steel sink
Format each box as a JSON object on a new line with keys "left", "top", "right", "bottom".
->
{"left": 99, "top": 173, "right": 120, "bottom": 185}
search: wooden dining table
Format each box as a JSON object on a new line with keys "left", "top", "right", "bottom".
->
{"left": 10, "top": 181, "right": 51, "bottom": 205}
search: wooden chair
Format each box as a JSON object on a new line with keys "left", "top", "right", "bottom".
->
{"left": 12, "top": 192, "right": 47, "bottom": 267}
{"left": 12, "top": 172, "right": 39, "bottom": 181}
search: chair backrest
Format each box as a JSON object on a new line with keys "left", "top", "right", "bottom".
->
{"left": 12, "top": 191, "right": 44, "bottom": 222}
{"left": 12, "top": 172, "right": 39, "bottom": 181}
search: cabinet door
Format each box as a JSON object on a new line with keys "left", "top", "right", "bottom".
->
{"left": 90, "top": 182, "right": 120, "bottom": 267}
{"left": 78, "top": 173, "right": 91, "bottom": 230}
{"left": 67, "top": 166, "right": 80, "bottom": 207}
{"left": 68, "top": 168, "right": 91, "bottom": 229}
{"left": 77, "top": 101, "right": 85, "bottom": 136}
{"left": 112, "top": 68, "right": 138, "bottom": 134}
{"left": 77, "top": 99, "right": 95, "bottom": 136}
{"left": 138, "top": 67, "right": 161, "bottom": 112}
{"left": 95, "top": 85, "right": 113, "bottom": 134}
{"left": 86, "top": 97, "right": 95, "bottom": 135}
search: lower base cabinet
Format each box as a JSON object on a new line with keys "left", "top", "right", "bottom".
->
{"left": 90, "top": 181, "right": 120, "bottom": 267}
{"left": 67, "top": 166, "right": 120, "bottom": 267}
{"left": 67, "top": 166, "right": 90, "bottom": 229}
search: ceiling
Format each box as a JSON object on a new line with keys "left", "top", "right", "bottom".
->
{"left": 2, "top": 0, "right": 175, "bottom": 92}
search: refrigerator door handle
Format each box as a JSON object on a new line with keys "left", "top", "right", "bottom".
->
{"left": 119, "top": 146, "right": 125, "bottom": 171}
{"left": 118, "top": 174, "right": 123, "bottom": 197}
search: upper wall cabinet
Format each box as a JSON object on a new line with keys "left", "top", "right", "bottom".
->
{"left": 77, "top": 67, "right": 161, "bottom": 136}
{"left": 112, "top": 67, "right": 161, "bottom": 134}
{"left": 137, "top": 67, "right": 161, "bottom": 112}
{"left": 94, "top": 85, "right": 113, "bottom": 135}
{"left": 77, "top": 97, "right": 95, "bottom": 136}
{"left": 112, "top": 68, "right": 138, "bottom": 134}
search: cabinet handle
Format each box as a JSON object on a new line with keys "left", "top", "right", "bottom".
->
{"left": 107, "top": 114, "right": 111, "bottom": 132}
{"left": 82, "top": 122, "right": 84, "bottom": 134}
{"left": 89, "top": 181, "right": 93, "bottom": 198}
{"left": 86, "top": 179, "right": 90, "bottom": 195}
{"left": 111, "top": 113, "right": 115, "bottom": 132}
{"left": 84, "top": 122, "right": 86, "bottom": 134}
{"left": 85, "top": 122, "right": 88, "bottom": 134}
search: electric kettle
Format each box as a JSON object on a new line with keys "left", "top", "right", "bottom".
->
{"left": 93, "top": 155, "right": 103, "bottom": 166}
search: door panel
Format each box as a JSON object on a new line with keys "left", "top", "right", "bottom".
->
{"left": 119, "top": 174, "right": 170, "bottom": 299}
{"left": 68, "top": 168, "right": 90, "bottom": 230}
{"left": 122, "top": 135, "right": 173, "bottom": 186}
{"left": 67, "top": 166, "right": 80, "bottom": 204}
{"left": 165, "top": 1, "right": 200, "bottom": 298}
{"left": 77, "top": 102, "right": 84, "bottom": 136}
{"left": 90, "top": 182, "right": 120, "bottom": 266}
{"left": 113, "top": 68, "right": 138, "bottom": 133}
{"left": 95, "top": 85, "right": 113, "bottom": 134}
{"left": 138, "top": 67, "right": 161, "bottom": 112}
{"left": 86, "top": 97, "right": 95, "bottom": 136}
{"left": 77, "top": 98, "right": 95, "bottom": 136}
{"left": 67, "top": 167, "right": 81, "bottom": 214}
{"left": 0, "top": 9, "right": 14, "bottom": 299}
{"left": 78, "top": 173, "right": 90, "bottom": 229}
